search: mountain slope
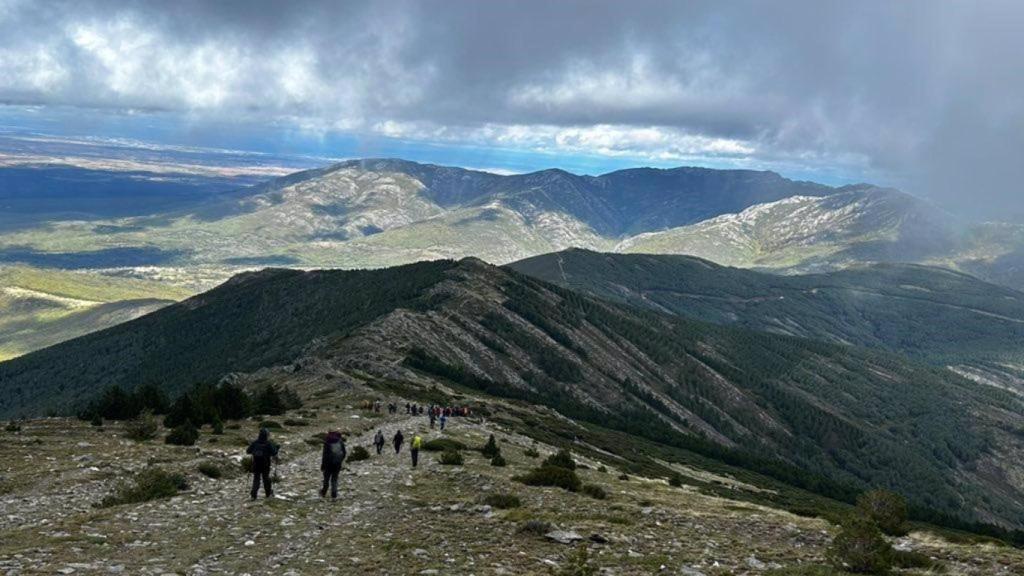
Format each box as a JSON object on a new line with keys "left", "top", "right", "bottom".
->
{"left": 2, "top": 258, "right": 1024, "bottom": 528}
{"left": 0, "top": 266, "right": 187, "bottom": 360}
{"left": 508, "top": 249, "right": 1024, "bottom": 380}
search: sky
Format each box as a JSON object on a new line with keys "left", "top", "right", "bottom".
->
{"left": 0, "top": 0, "right": 1022, "bottom": 218}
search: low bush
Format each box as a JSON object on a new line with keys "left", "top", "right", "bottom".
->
{"left": 481, "top": 434, "right": 501, "bottom": 458}
{"left": 668, "top": 472, "right": 683, "bottom": 487}
{"left": 165, "top": 421, "right": 199, "bottom": 446}
{"left": 491, "top": 454, "right": 507, "bottom": 467}
{"left": 4, "top": 421, "right": 21, "bottom": 432}
{"left": 827, "top": 515, "right": 893, "bottom": 574}
{"left": 348, "top": 446, "right": 370, "bottom": 462}
{"left": 581, "top": 484, "right": 607, "bottom": 500}
{"left": 518, "top": 519, "right": 553, "bottom": 536}
{"left": 857, "top": 489, "right": 908, "bottom": 536}
{"left": 198, "top": 462, "right": 223, "bottom": 479}
{"left": 517, "top": 465, "right": 582, "bottom": 492}
{"left": 618, "top": 473, "right": 629, "bottom": 481}
{"left": 524, "top": 447, "right": 540, "bottom": 458}
{"left": 124, "top": 412, "right": 158, "bottom": 441}
{"left": 90, "top": 414, "right": 104, "bottom": 427}
{"left": 283, "top": 418, "right": 309, "bottom": 427}
{"left": 258, "top": 420, "right": 283, "bottom": 430}
{"left": 99, "top": 468, "right": 188, "bottom": 507}
{"left": 542, "top": 449, "right": 576, "bottom": 470}
{"left": 597, "top": 465, "right": 607, "bottom": 473}
{"left": 439, "top": 449, "right": 464, "bottom": 465}
{"left": 240, "top": 456, "right": 253, "bottom": 473}
{"left": 553, "top": 545, "right": 598, "bottom": 576}
{"left": 211, "top": 417, "right": 224, "bottom": 435}
{"left": 892, "top": 550, "right": 941, "bottom": 570}
{"left": 423, "top": 438, "right": 466, "bottom": 452}
{"left": 482, "top": 493, "right": 521, "bottom": 509}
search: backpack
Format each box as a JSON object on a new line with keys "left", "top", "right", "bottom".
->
{"left": 250, "top": 441, "right": 268, "bottom": 461}
{"left": 327, "top": 441, "right": 346, "bottom": 466}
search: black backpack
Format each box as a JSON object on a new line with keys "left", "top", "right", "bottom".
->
{"left": 326, "top": 441, "right": 346, "bottom": 466}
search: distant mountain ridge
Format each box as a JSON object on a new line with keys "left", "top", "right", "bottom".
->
{"left": 508, "top": 249, "right": 1024, "bottom": 393}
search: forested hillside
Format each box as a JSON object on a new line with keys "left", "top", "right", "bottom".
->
{"left": 509, "top": 249, "right": 1024, "bottom": 376}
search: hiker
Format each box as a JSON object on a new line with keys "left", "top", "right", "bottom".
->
{"left": 429, "top": 411, "right": 436, "bottom": 429}
{"left": 439, "top": 413, "right": 447, "bottom": 431}
{"left": 393, "top": 430, "right": 405, "bottom": 454}
{"left": 320, "top": 431, "right": 346, "bottom": 499}
{"left": 246, "top": 427, "right": 279, "bottom": 500}
{"left": 405, "top": 403, "right": 411, "bottom": 414}
{"left": 374, "top": 429, "right": 386, "bottom": 455}
{"left": 411, "top": 434, "right": 422, "bottom": 467}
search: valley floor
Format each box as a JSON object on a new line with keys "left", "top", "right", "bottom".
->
{"left": 1, "top": 387, "right": 1022, "bottom": 575}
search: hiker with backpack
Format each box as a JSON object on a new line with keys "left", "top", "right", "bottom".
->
{"left": 393, "top": 430, "right": 405, "bottom": 454}
{"left": 320, "top": 430, "right": 346, "bottom": 499}
{"left": 439, "top": 413, "right": 447, "bottom": 431}
{"left": 373, "top": 429, "right": 386, "bottom": 455}
{"left": 246, "top": 427, "right": 279, "bottom": 500}
{"left": 411, "top": 434, "right": 423, "bottom": 468}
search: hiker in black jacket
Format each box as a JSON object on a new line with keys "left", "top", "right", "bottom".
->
{"left": 373, "top": 429, "right": 386, "bottom": 455}
{"left": 246, "top": 428, "right": 279, "bottom": 500}
{"left": 393, "top": 430, "right": 405, "bottom": 454}
{"left": 320, "top": 430, "right": 346, "bottom": 499}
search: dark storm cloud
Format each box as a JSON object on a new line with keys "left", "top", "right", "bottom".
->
{"left": 0, "top": 0, "right": 1022, "bottom": 218}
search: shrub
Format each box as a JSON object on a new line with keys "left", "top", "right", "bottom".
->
{"left": 524, "top": 447, "right": 540, "bottom": 458}
{"left": 857, "top": 489, "right": 908, "bottom": 536}
{"left": 542, "top": 449, "right": 576, "bottom": 470}
{"left": 491, "top": 454, "right": 507, "bottom": 467}
{"left": 4, "top": 421, "right": 21, "bottom": 432}
{"left": 254, "top": 385, "right": 286, "bottom": 416}
{"left": 439, "top": 449, "right": 464, "bottom": 465}
{"left": 348, "top": 446, "right": 370, "bottom": 462}
{"left": 618, "top": 473, "right": 629, "bottom": 481}
{"left": 259, "top": 420, "right": 283, "bottom": 430}
{"left": 597, "top": 465, "right": 607, "bottom": 473}
{"left": 90, "top": 414, "right": 104, "bottom": 427}
{"left": 99, "top": 468, "right": 188, "bottom": 507}
{"left": 483, "top": 493, "right": 521, "bottom": 509}
{"left": 581, "top": 484, "right": 607, "bottom": 500}
{"left": 283, "top": 418, "right": 309, "bottom": 427}
{"left": 124, "top": 411, "right": 158, "bottom": 441}
{"left": 481, "top": 434, "right": 501, "bottom": 458}
{"left": 423, "top": 438, "right": 466, "bottom": 452}
{"left": 827, "top": 515, "right": 893, "bottom": 574}
{"left": 668, "top": 472, "right": 683, "bottom": 487}
{"left": 892, "top": 550, "right": 941, "bottom": 570}
{"left": 211, "top": 417, "right": 224, "bottom": 435}
{"left": 518, "top": 465, "right": 582, "bottom": 492}
{"left": 240, "top": 456, "right": 253, "bottom": 473}
{"left": 553, "top": 545, "right": 598, "bottom": 576}
{"left": 518, "top": 519, "right": 553, "bottom": 536}
{"left": 198, "top": 462, "right": 223, "bottom": 479}
{"left": 165, "top": 421, "right": 200, "bottom": 446}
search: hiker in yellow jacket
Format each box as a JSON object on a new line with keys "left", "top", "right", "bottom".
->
{"left": 411, "top": 434, "right": 423, "bottom": 468}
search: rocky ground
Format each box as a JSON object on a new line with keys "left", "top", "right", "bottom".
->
{"left": 1, "top": 386, "right": 1023, "bottom": 575}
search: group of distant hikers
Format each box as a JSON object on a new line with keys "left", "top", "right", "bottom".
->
{"left": 245, "top": 400, "right": 466, "bottom": 500}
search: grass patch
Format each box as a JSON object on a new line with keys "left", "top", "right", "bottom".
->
{"left": 517, "top": 465, "right": 582, "bottom": 492}
{"left": 439, "top": 449, "right": 464, "bottom": 465}
{"left": 283, "top": 418, "right": 309, "bottom": 427}
{"left": 581, "top": 484, "right": 607, "bottom": 500}
{"left": 347, "top": 446, "right": 370, "bottom": 462}
{"left": 99, "top": 468, "right": 188, "bottom": 507}
{"left": 198, "top": 462, "right": 223, "bottom": 479}
{"left": 423, "top": 438, "right": 466, "bottom": 452}
{"left": 482, "top": 493, "right": 522, "bottom": 509}
{"left": 518, "top": 519, "right": 553, "bottom": 536}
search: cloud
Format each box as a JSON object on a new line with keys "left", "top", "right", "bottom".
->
{"left": 0, "top": 0, "right": 1022, "bottom": 217}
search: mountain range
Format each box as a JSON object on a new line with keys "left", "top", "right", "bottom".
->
{"left": 2, "top": 257, "right": 1024, "bottom": 530}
